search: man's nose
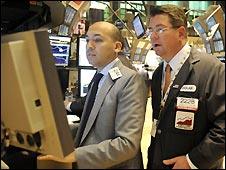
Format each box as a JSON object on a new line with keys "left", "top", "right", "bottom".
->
{"left": 87, "top": 40, "right": 95, "bottom": 49}
{"left": 150, "top": 31, "right": 159, "bottom": 40}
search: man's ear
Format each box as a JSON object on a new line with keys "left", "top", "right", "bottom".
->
{"left": 114, "top": 41, "right": 123, "bottom": 53}
{"left": 178, "top": 26, "right": 186, "bottom": 39}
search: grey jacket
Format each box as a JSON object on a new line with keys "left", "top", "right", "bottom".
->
{"left": 75, "top": 60, "right": 147, "bottom": 169}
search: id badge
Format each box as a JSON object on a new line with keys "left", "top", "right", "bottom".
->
{"left": 175, "top": 111, "right": 194, "bottom": 130}
{"left": 176, "top": 97, "right": 198, "bottom": 111}
{"left": 109, "top": 67, "right": 122, "bottom": 80}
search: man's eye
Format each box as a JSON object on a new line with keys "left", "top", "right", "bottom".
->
{"left": 94, "top": 38, "right": 103, "bottom": 42}
{"left": 157, "top": 28, "right": 163, "bottom": 33}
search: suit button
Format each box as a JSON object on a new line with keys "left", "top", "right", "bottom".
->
{"left": 157, "top": 129, "right": 161, "bottom": 134}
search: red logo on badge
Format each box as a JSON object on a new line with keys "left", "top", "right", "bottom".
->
{"left": 176, "top": 117, "right": 192, "bottom": 126}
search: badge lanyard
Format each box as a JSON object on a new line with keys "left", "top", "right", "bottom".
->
{"left": 157, "top": 48, "right": 191, "bottom": 126}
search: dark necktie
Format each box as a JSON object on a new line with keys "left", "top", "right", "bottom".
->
{"left": 163, "top": 64, "right": 171, "bottom": 95}
{"left": 77, "top": 73, "right": 103, "bottom": 145}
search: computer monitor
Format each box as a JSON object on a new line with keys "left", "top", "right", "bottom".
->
{"left": 213, "top": 30, "right": 222, "bottom": 40}
{"left": 140, "top": 50, "right": 148, "bottom": 64}
{"left": 77, "top": 36, "right": 92, "bottom": 67}
{"left": 58, "top": 24, "right": 70, "bottom": 36}
{"left": 122, "top": 37, "right": 131, "bottom": 53}
{"left": 49, "top": 35, "right": 71, "bottom": 67}
{"left": 78, "top": 68, "right": 96, "bottom": 97}
{"left": 132, "top": 14, "right": 146, "bottom": 39}
{"left": 206, "top": 16, "right": 217, "bottom": 30}
{"left": 1, "top": 29, "right": 74, "bottom": 159}
{"left": 214, "top": 40, "right": 224, "bottom": 52}
{"left": 193, "top": 21, "right": 207, "bottom": 39}
{"left": 64, "top": 5, "right": 77, "bottom": 25}
{"left": 133, "top": 47, "right": 142, "bottom": 62}
{"left": 58, "top": 5, "right": 77, "bottom": 36}
{"left": 205, "top": 42, "right": 212, "bottom": 54}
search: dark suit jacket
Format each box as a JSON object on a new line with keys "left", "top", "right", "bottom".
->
{"left": 147, "top": 48, "right": 225, "bottom": 169}
{"left": 69, "top": 97, "right": 85, "bottom": 118}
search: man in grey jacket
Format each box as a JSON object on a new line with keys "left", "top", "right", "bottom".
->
{"left": 39, "top": 21, "right": 147, "bottom": 169}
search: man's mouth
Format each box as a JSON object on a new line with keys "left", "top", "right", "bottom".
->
{"left": 87, "top": 53, "right": 96, "bottom": 57}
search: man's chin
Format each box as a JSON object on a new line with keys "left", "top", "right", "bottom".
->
{"left": 153, "top": 50, "right": 161, "bottom": 56}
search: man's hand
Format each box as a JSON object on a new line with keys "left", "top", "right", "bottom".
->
{"left": 37, "top": 151, "right": 76, "bottom": 163}
{"left": 163, "top": 155, "right": 191, "bottom": 169}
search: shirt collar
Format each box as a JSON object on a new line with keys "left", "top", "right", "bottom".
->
{"left": 164, "top": 43, "right": 191, "bottom": 72}
{"left": 98, "top": 58, "right": 120, "bottom": 76}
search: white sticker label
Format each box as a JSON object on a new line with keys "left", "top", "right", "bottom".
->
{"left": 151, "top": 119, "right": 158, "bottom": 137}
{"left": 109, "top": 67, "right": 122, "bottom": 80}
{"left": 176, "top": 97, "right": 198, "bottom": 111}
{"left": 175, "top": 111, "right": 194, "bottom": 130}
{"left": 180, "top": 85, "right": 196, "bottom": 92}
{"left": 172, "top": 84, "right": 179, "bottom": 89}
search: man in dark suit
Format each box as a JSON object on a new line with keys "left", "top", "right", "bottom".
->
{"left": 39, "top": 21, "right": 147, "bottom": 169}
{"left": 146, "top": 4, "right": 225, "bottom": 169}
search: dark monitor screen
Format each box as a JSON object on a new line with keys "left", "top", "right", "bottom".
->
{"left": 77, "top": 36, "right": 92, "bottom": 67}
{"left": 49, "top": 35, "right": 71, "bottom": 66}
{"left": 1, "top": 29, "right": 74, "bottom": 158}
{"left": 57, "top": 68, "right": 69, "bottom": 97}
{"left": 132, "top": 14, "right": 146, "bottom": 39}
{"left": 78, "top": 68, "right": 96, "bottom": 97}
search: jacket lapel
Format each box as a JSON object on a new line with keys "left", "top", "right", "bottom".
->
{"left": 160, "top": 52, "right": 199, "bottom": 119}
{"left": 152, "top": 63, "right": 163, "bottom": 117}
{"left": 80, "top": 75, "right": 114, "bottom": 143}
{"left": 80, "top": 61, "right": 123, "bottom": 144}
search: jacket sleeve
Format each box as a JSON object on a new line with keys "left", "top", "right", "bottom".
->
{"left": 189, "top": 63, "right": 225, "bottom": 168}
{"left": 69, "top": 96, "right": 86, "bottom": 118}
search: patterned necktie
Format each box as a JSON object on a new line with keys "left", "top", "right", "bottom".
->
{"left": 77, "top": 73, "right": 103, "bottom": 145}
{"left": 163, "top": 64, "right": 171, "bottom": 95}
